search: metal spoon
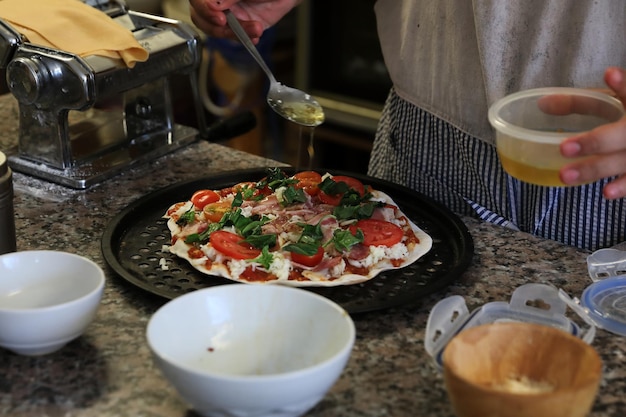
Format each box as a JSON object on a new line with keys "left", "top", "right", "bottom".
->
{"left": 224, "top": 10, "right": 325, "bottom": 127}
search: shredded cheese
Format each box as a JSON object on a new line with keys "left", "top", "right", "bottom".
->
{"left": 159, "top": 257, "right": 169, "bottom": 271}
{"left": 268, "top": 252, "right": 291, "bottom": 281}
{"left": 228, "top": 259, "right": 248, "bottom": 279}
{"left": 491, "top": 376, "right": 555, "bottom": 394}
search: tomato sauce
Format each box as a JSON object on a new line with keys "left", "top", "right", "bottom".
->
{"left": 166, "top": 202, "right": 186, "bottom": 217}
{"left": 391, "top": 259, "right": 403, "bottom": 267}
{"left": 187, "top": 247, "right": 204, "bottom": 259}
{"left": 241, "top": 266, "right": 276, "bottom": 282}
{"left": 344, "top": 264, "right": 369, "bottom": 276}
{"left": 217, "top": 187, "right": 235, "bottom": 197}
{"left": 288, "top": 269, "right": 312, "bottom": 282}
{"left": 401, "top": 216, "right": 421, "bottom": 245}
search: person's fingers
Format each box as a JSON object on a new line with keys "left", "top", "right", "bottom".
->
{"left": 537, "top": 93, "right": 621, "bottom": 119}
{"left": 189, "top": 0, "right": 227, "bottom": 26}
{"left": 604, "top": 67, "right": 626, "bottom": 108}
{"left": 561, "top": 151, "right": 626, "bottom": 181}
{"left": 195, "top": 0, "right": 241, "bottom": 12}
{"left": 188, "top": 0, "right": 222, "bottom": 16}
{"left": 189, "top": 8, "right": 228, "bottom": 37}
{"left": 557, "top": 67, "right": 626, "bottom": 199}
{"left": 227, "top": 18, "right": 265, "bottom": 41}
{"left": 189, "top": 4, "right": 264, "bottom": 43}
{"left": 602, "top": 175, "right": 626, "bottom": 199}
{"left": 561, "top": 121, "right": 626, "bottom": 158}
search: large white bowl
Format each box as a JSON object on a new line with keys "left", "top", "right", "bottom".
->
{"left": 0, "top": 250, "right": 105, "bottom": 356}
{"left": 147, "top": 284, "right": 356, "bottom": 417}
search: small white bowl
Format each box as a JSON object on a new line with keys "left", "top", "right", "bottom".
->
{"left": 0, "top": 250, "right": 105, "bottom": 356}
{"left": 147, "top": 284, "right": 356, "bottom": 417}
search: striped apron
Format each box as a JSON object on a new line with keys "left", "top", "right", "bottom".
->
{"left": 368, "top": 90, "right": 626, "bottom": 251}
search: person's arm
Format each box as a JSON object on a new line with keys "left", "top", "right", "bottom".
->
{"left": 189, "top": 0, "right": 303, "bottom": 44}
{"left": 560, "top": 67, "right": 626, "bottom": 199}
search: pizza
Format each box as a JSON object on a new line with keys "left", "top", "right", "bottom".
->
{"left": 163, "top": 168, "right": 433, "bottom": 287}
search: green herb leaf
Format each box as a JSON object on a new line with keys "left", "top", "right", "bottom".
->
{"left": 339, "top": 189, "right": 363, "bottom": 206}
{"left": 243, "top": 233, "right": 276, "bottom": 249}
{"left": 298, "top": 222, "right": 325, "bottom": 245}
{"left": 333, "top": 201, "right": 382, "bottom": 220}
{"left": 283, "top": 242, "right": 320, "bottom": 256}
{"left": 249, "top": 245, "right": 273, "bottom": 269}
{"left": 332, "top": 228, "right": 363, "bottom": 252}
{"left": 240, "top": 219, "right": 264, "bottom": 237}
{"left": 318, "top": 176, "right": 349, "bottom": 196}
{"left": 232, "top": 192, "right": 243, "bottom": 207}
{"left": 258, "top": 167, "right": 298, "bottom": 191}
{"left": 281, "top": 186, "right": 307, "bottom": 205}
{"left": 176, "top": 208, "right": 196, "bottom": 226}
{"left": 220, "top": 208, "right": 245, "bottom": 229}
{"left": 185, "top": 223, "right": 221, "bottom": 244}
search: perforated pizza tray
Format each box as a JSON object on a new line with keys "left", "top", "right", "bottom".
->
{"left": 101, "top": 168, "right": 474, "bottom": 314}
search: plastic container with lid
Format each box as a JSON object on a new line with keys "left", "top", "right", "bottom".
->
{"left": 424, "top": 283, "right": 596, "bottom": 368}
{"left": 557, "top": 247, "right": 626, "bottom": 337}
{"left": 488, "top": 87, "right": 625, "bottom": 186}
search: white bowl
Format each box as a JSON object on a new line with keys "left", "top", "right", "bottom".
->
{"left": 0, "top": 250, "right": 105, "bottom": 356}
{"left": 147, "top": 284, "right": 356, "bottom": 417}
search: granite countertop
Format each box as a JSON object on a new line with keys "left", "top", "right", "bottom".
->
{"left": 0, "top": 94, "right": 624, "bottom": 417}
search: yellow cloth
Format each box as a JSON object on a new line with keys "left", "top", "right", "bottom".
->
{"left": 0, "top": 0, "right": 148, "bottom": 67}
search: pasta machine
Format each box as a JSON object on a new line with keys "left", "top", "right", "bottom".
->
{"left": 0, "top": 0, "right": 208, "bottom": 189}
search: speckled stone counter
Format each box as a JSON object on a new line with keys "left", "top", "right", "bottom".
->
{"left": 0, "top": 94, "right": 624, "bottom": 417}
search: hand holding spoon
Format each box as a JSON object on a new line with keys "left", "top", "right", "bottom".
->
{"left": 224, "top": 10, "right": 325, "bottom": 127}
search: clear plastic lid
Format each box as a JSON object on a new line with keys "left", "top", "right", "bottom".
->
{"left": 424, "top": 283, "right": 595, "bottom": 368}
{"left": 587, "top": 248, "right": 626, "bottom": 281}
{"left": 558, "top": 247, "right": 626, "bottom": 337}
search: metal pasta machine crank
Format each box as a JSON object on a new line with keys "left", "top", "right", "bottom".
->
{"left": 0, "top": 0, "right": 208, "bottom": 189}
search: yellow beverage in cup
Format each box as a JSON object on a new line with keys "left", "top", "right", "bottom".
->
{"left": 489, "top": 88, "right": 625, "bottom": 186}
{"left": 498, "top": 153, "right": 563, "bottom": 187}
{"left": 496, "top": 132, "right": 578, "bottom": 187}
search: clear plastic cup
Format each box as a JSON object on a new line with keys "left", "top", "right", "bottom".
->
{"left": 488, "top": 87, "right": 625, "bottom": 186}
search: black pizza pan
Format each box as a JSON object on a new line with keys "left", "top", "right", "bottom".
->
{"left": 101, "top": 167, "right": 474, "bottom": 314}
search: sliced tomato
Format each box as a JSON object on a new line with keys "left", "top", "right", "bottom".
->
{"left": 210, "top": 231, "right": 261, "bottom": 260}
{"left": 257, "top": 185, "right": 272, "bottom": 196}
{"left": 348, "top": 219, "right": 404, "bottom": 247}
{"left": 290, "top": 246, "right": 324, "bottom": 267}
{"left": 319, "top": 192, "right": 342, "bottom": 206}
{"left": 293, "top": 171, "right": 322, "bottom": 196}
{"left": 203, "top": 201, "right": 232, "bottom": 222}
{"left": 191, "top": 189, "right": 220, "bottom": 209}
{"left": 319, "top": 175, "right": 365, "bottom": 205}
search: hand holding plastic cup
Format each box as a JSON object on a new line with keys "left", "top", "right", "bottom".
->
{"left": 488, "top": 87, "right": 625, "bottom": 186}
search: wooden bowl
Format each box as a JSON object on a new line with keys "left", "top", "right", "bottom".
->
{"left": 442, "top": 322, "right": 602, "bottom": 417}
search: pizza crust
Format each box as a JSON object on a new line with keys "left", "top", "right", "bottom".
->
{"left": 165, "top": 184, "right": 433, "bottom": 287}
